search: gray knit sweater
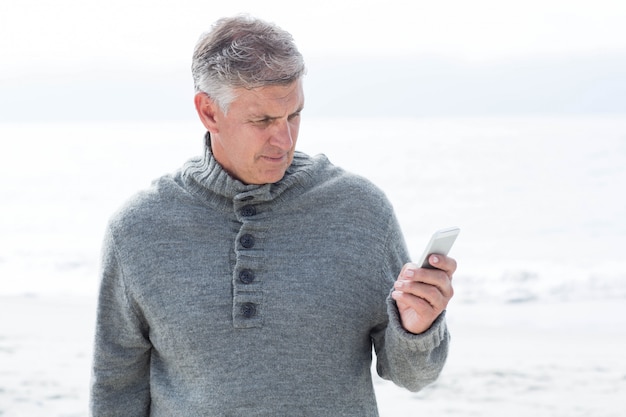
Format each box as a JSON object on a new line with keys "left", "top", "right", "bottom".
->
{"left": 90, "top": 138, "right": 449, "bottom": 416}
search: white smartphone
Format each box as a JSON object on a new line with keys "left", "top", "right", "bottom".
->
{"left": 417, "top": 227, "right": 460, "bottom": 269}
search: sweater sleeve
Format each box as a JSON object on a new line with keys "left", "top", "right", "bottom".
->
{"left": 90, "top": 226, "right": 152, "bottom": 416}
{"left": 375, "top": 302, "right": 450, "bottom": 391}
{"left": 371, "top": 214, "right": 450, "bottom": 392}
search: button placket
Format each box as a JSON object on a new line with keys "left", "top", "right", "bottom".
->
{"left": 232, "top": 291, "right": 264, "bottom": 328}
{"left": 232, "top": 194, "right": 266, "bottom": 329}
{"left": 240, "top": 302, "right": 257, "bottom": 318}
{"left": 240, "top": 205, "right": 257, "bottom": 217}
{"left": 239, "top": 233, "right": 255, "bottom": 249}
{"left": 239, "top": 269, "right": 256, "bottom": 284}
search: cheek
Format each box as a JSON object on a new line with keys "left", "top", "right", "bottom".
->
{"left": 290, "top": 122, "right": 301, "bottom": 145}
{"left": 240, "top": 129, "right": 269, "bottom": 159}
{"left": 220, "top": 128, "right": 256, "bottom": 166}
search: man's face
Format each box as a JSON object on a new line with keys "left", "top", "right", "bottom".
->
{"left": 196, "top": 80, "right": 305, "bottom": 185}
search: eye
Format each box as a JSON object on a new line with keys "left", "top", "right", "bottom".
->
{"left": 252, "top": 117, "right": 272, "bottom": 126}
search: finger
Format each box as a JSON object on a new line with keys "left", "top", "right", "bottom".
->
{"left": 391, "top": 291, "right": 439, "bottom": 334}
{"left": 393, "top": 280, "right": 449, "bottom": 309}
{"left": 394, "top": 268, "right": 454, "bottom": 300}
{"left": 428, "top": 254, "right": 457, "bottom": 276}
{"left": 396, "top": 260, "right": 456, "bottom": 302}
{"left": 392, "top": 290, "right": 438, "bottom": 316}
{"left": 399, "top": 266, "right": 453, "bottom": 297}
{"left": 397, "top": 262, "right": 420, "bottom": 281}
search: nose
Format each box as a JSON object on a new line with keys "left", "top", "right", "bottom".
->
{"left": 269, "top": 119, "right": 294, "bottom": 150}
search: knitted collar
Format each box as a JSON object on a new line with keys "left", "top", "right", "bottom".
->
{"left": 181, "top": 131, "right": 322, "bottom": 211}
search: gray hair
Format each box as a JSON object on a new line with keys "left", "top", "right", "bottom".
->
{"left": 192, "top": 15, "right": 306, "bottom": 112}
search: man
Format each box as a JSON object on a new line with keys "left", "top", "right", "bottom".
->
{"left": 91, "top": 15, "right": 455, "bottom": 417}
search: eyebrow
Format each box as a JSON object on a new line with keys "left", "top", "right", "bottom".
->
{"left": 251, "top": 105, "right": 304, "bottom": 122}
{"left": 288, "top": 106, "right": 304, "bottom": 118}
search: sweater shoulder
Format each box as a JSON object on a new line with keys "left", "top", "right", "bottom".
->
{"left": 298, "top": 152, "right": 395, "bottom": 214}
{"left": 106, "top": 169, "right": 197, "bottom": 238}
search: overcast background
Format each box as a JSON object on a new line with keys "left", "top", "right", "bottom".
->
{"left": 1, "top": 4, "right": 625, "bottom": 415}
{"left": 1, "top": 0, "right": 625, "bottom": 122}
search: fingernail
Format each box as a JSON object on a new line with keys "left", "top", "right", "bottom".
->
{"left": 431, "top": 255, "right": 440, "bottom": 264}
{"left": 404, "top": 269, "right": 415, "bottom": 278}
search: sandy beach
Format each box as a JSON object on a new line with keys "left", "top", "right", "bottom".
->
{"left": 1, "top": 117, "right": 625, "bottom": 415}
{"left": 2, "top": 0, "right": 626, "bottom": 412}
{"left": 1, "top": 295, "right": 623, "bottom": 417}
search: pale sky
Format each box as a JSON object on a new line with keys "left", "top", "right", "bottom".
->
{"left": 1, "top": 0, "right": 626, "bottom": 119}
{"left": 2, "top": 0, "right": 626, "bottom": 72}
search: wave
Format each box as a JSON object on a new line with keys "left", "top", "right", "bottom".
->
{"left": 454, "top": 266, "right": 626, "bottom": 304}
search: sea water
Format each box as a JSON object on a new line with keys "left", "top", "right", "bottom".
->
{"left": 1, "top": 116, "right": 625, "bottom": 303}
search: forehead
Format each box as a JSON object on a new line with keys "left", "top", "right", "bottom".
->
{"left": 232, "top": 80, "right": 304, "bottom": 116}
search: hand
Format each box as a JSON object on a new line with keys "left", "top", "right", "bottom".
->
{"left": 391, "top": 255, "right": 456, "bottom": 334}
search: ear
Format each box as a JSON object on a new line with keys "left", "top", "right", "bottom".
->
{"left": 194, "top": 93, "right": 220, "bottom": 132}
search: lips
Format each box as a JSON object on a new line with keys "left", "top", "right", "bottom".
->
{"left": 260, "top": 154, "right": 288, "bottom": 163}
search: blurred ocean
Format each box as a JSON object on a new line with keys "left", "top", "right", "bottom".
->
{"left": 1, "top": 116, "right": 625, "bottom": 303}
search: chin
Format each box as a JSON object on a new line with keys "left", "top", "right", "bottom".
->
{"left": 264, "top": 173, "right": 288, "bottom": 184}
{"left": 257, "top": 168, "right": 289, "bottom": 184}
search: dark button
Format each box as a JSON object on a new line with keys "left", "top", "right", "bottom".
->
{"left": 240, "top": 205, "right": 257, "bottom": 217}
{"left": 240, "top": 302, "right": 257, "bottom": 318}
{"left": 239, "top": 234, "right": 255, "bottom": 249}
{"left": 239, "top": 269, "right": 255, "bottom": 284}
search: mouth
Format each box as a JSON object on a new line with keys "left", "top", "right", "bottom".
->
{"left": 260, "top": 154, "right": 288, "bottom": 164}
